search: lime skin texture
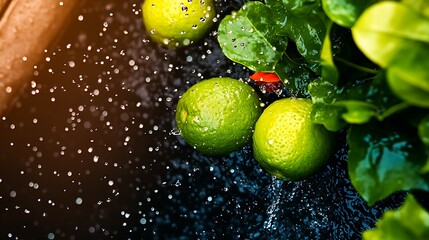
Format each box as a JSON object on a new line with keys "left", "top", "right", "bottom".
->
{"left": 253, "top": 98, "right": 336, "bottom": 181}
{"left": 176, "top": 77, "right": 262, "bottom": 155}
{"left": 142, "top": 0, "right": 216, "bottom": 48}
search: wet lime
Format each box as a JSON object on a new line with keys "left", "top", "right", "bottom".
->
{"left": 253, "top": 98, "right": 336, "bottom": 181}
{"left": 142, "top": 0, "right": 216, "bottom": 48}
{"left": 176, "top": 77, "right": 262, "bottom": 155}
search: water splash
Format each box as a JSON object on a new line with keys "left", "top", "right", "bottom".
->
{"left": 263, "top": 176, "right": 284, "bottom": 231}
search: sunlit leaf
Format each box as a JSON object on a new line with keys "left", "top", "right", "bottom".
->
{"left": 352, "top": 1, "right": 429, "bottom": 108}
{"left": 348, "top": 121, "right": 429, "bottom": 205}
{"left": 401, "top": 0, "right": 429, "bottom": 18}
{"left": 387, "top": 55, "right": 429, "bottom": 108}
{"left": 352, "top": 2, "right": 429, "bottom": 68}
{"left": 363, "top": 194, "right": 429, "bottom": 240}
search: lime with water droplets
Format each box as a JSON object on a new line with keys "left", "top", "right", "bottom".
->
{"left": 253, "top": 98, "right": 336, "bottom": 181}
{"left": 142, "top": 0, "right": 216, "bottom": 48}
{"left": 175, "top": 77, "right": 262, "bottom": 155}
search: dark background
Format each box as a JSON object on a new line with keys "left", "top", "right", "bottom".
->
{"left": 0, "top": 1, "right": 405, "bottom": 239}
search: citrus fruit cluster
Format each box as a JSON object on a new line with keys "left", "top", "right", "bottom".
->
{"left": 144, "top": 1, "right": 336, "bottom": 181}
{"left": 176, "top": 80, "right": 335, "bottom": 181}
{"left": 142, "top": 0, "right": 216, "bottom": 48}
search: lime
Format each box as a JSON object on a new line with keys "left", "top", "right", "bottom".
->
{"left": 142, "top": 0, "right": 216, "bottom": 48}
{"left": 253, "top": 98, "right": 336, "bottom": 181}
{"left": 176, "top": 77, "right": 262, "bottom": 155}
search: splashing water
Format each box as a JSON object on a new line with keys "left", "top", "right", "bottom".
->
{"left": 263, "top": 177, "right": 284, "bottom": 231}
{"left": 0, "top": 0, "right": 407, "bottom": 239}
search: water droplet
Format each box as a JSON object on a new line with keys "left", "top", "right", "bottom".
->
{"left": 180, "top": 4, "right": 188, "bottom": 12}
{"left": 183, "top": 39, "right": 191, "bottom": 46}
{"left": 75, "top": 197, "right": 83, "bottom": 205}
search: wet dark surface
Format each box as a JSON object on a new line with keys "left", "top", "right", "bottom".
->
{"left": 0, "top": 1, "right": 404, "bottom": 239}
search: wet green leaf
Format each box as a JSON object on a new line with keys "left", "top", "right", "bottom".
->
{"left": 278, "top": 0, "right": 321, "bottom": 16}
{"left": 217, "top": 1, "right": 288, "bottom": 72}
{"left": 274, "top": 53, "right": 314, "bottom": 91}
{"left": 348, "top": 121, "right": 429, "bottom": 205}
{"left": 218, "top": 0, "right": 328, "bottom": 82}
{"left": 281, "top": 10, "right": 327, "bottom": 72}
{"left": 310, "top": 70, "right": 408, "bottom": 127}
{"left": 322, "top": 0, "right": 375, "bottom": 27}
{"left": 363, "top": 194, "right": 429, "bottom": 240}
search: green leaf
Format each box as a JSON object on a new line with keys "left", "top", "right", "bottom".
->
{"left": 387, "top": 54, "right": 429, "bottom": 108}
{"left": 274, "top": 53, "right": 314, "bottom": 91}
{"left": 310, "top": 70, "right": 409, "bottom": 127}
{"left": 363, "top": 194, "right": 429, "bottom": 240}
{"left": 217, "top": 1, "right": 288, "bottom": 72}
{"left": 419, "top": 115, "right": 429, "bottom": 146}
{"left": 401, "top": 0, "right": 429, "bottom": 18}
{"left": 336, "top": 73, "right": 409, "bottom": 123}
{"left": 311, "top": 101, "right": 347, "bottom": 131}
{"left": 319, "top": 21, "right": 339, "bottom": 85}
{"left": 281, "top": 9, "right": 327, "bottom": 72}
{"left": 348, "top": 121, "right": 429, "bottom": 205}
{"left": 265, "top": 0, "right": 328, "bottom": 73}
{"left": 334, "top": 100, "right": 376, "bottom": 124}
{"left": 279, "top": 0, "right": 321, "bottom": 16}
{"left": 322, "top": 0, "right": 376, "bottom": 28}
{"left": 352, "top": 2, "right": 429, "bottom": 68}
{"left": 352, "top": 1, "right": 429, "bottom": 108}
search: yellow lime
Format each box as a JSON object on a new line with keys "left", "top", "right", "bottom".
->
{"left": 176, "top": 77, "right": 262, "bottom": 155}
{"left": 253, "top": 98, "right": 336, "bottom": 181}
{"left": 142, "top": 0, "right": 216, "bottom": 48}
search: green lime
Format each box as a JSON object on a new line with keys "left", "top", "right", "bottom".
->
{"left": 142, "top": 0, "right": 216, "bottom": 48}
{"left": 253, "top": 98, "right": 336, "bottom": 181}
{"left": 176, "top": 77, "right": 262, "bottom": 155}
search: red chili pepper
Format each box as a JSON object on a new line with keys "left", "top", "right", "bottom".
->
{"left": 249, "top": 72, "right": 281, "bottom": 83}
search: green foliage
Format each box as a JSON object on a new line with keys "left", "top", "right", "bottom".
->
{"left": 322, "top": 0, "right": 376, "bottom": 27}
{"left": 363, "top": 194, "right": 429, "bottom": 239}
{"left": 352, "top": 1, "right": 429, "bottom": 107}
{"left": 348, "top": 121, "right": 429, "bottom": 205}
{"left": 218, "top": 0, "right": 328, "bottom": 92}
{"left": 217, "top": 0, "right": 429, "bottom": 236}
